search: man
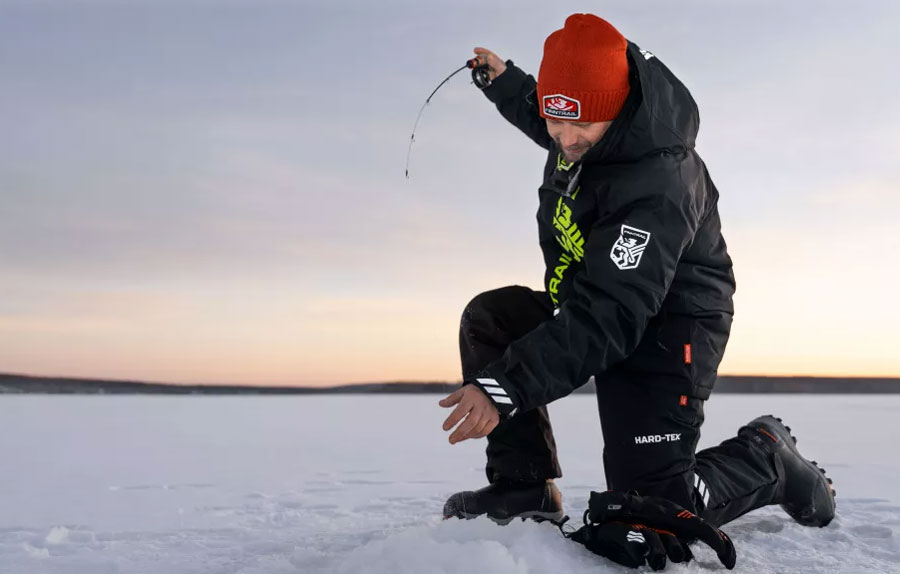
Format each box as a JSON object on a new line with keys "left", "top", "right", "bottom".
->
{"left": 439, "top": 13, "right": 835, "bottom": 537}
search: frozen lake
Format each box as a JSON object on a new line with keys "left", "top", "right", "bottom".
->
{"left": 1, "top": 394, "right": 898, "bottom": 573}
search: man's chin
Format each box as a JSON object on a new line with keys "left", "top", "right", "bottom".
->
{"left": 563, "top": 150, "right": 586, "bottom": 163}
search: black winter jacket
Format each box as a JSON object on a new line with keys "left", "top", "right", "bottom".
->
{"left": 472, "top": 42, "right": 736, "bottom": 415}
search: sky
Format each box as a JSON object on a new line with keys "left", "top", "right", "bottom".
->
{"left": 1, "top": 0, "right": 899, "bottom": 386}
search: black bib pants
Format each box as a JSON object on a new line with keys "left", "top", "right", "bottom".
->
{"left": 461, "top": 285, "right": 782, "bottom": 527}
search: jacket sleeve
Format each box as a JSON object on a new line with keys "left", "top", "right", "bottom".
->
{"left": 475, "top": 181, "right": 703, "bottom": 414}
{"left": 482, "top": 60, "right": 553, "bottom": 150}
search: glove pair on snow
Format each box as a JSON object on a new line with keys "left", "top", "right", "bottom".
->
{"left": 560, "top": 491, "right": 736, "bottom": 571}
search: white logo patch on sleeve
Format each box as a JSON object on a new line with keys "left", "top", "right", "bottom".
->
{"left": 610, "top": 225, "right": 651, "bottom": 270}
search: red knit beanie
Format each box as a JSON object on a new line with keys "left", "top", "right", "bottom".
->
{"left": 538, "top": 14, "right": 630, "bottom": 122}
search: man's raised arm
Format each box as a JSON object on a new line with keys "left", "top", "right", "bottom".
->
{"left": 473, "top": 48, "right": 552, "bottom": 150}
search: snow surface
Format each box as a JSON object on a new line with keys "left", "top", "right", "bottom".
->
{"left": 0, "top": 394, "right": 898, "bottom": 574}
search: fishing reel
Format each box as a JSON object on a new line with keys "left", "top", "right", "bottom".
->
{"left": 466, "top": 57, "right": 492, "bottom": 89}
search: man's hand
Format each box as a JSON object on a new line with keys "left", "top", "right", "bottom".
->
{"left": 439, "top": 385, "right": 500, "bottom": 444}
{"left": 472, "top": 47, "right": 507, "bottom": 82}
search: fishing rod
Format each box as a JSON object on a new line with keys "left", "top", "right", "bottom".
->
{"left": 404, "top": 56, "right": 492, "bottom": 179}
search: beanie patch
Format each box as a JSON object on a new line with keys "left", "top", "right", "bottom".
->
{"left": 542, "top": 94, "right": 581, "bottom": 120}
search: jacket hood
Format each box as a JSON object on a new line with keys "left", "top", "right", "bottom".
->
{"left": 581, "top": 41, "right": 700, "bottom": 165}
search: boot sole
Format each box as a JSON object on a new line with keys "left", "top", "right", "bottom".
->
{"left": 752, "top": 415, "right": 836, "bottom": 527}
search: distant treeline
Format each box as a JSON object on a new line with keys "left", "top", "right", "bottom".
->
{"left": 2, "top": 373, "right": 900, "bottom": 394}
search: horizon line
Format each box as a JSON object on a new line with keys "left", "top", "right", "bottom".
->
{"left": 5, "top": 371, "right": 900, "bottom": 390}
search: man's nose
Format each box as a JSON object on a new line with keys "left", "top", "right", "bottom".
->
{"left": 558, "top": 126, "right": 579, "bottom": 148}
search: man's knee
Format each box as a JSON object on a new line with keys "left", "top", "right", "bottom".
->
{"left": 464, "top": 286, "right": 529, "bottom": 315}
{"left": 605, "top": 455, "right": 698, "bottom": 513}
{"left": 461, "top": 285, "right": 544, "bottom": 330}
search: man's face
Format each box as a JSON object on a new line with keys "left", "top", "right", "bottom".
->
{"left": 546, "top": 118, "right": 613, "bottom": 163}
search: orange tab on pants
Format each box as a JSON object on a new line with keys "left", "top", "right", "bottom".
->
{"left": 684, "top": 344, "right": 692, "bottom": 364}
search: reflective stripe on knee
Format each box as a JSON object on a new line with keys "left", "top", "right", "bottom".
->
{"left": 695, "top": 473, "right": 711, "bottom": 508}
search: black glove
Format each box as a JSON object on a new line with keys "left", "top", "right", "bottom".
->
{"left": 563, "top": 490, "right": 736, "bottom": 571}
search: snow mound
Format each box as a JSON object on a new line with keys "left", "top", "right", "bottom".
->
{"left": 325, "top": 518, "right": 591, "bottom": 574}
{"left": 318, "top": 505, "right": 900, "bottom": 574}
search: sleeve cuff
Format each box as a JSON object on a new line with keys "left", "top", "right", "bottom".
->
{"left": 481, "top": 60, "right": 529, "bottom": 103}
{"left": 470, "top": 376, "right": 519, "bottom": 419}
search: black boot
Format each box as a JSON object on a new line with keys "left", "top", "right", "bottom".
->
{"left": 740, "top": 415, "right": 836, "bottom": 527}
{"left": 443, "top": 479, "right": 564, "bottom": 525}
